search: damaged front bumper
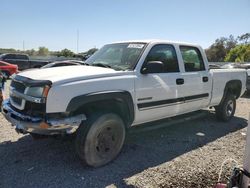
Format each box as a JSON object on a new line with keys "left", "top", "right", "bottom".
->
{"left": 1, "top": 100, "right": 86, "bottom": 135}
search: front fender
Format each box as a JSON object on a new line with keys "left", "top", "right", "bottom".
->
{"left": 66, "top": 90, "right": 135, "bottom": 125}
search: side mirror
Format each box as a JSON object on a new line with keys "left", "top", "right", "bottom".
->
{"left": 141, "top": 61, "right": 164, "bottom": 74}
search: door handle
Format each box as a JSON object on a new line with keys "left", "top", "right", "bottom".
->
{"left": 176, "top": 78, "right": 184, "bottom": 85}
{"left": 203, "top": 76, "right": 209, "bottom": 82}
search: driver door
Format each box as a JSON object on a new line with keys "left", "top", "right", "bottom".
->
{"left": 134, "top": 44, "right": 183, "bottom": 125}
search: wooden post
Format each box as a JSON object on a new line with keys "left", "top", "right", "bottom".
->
{"left": 242, "top": 113, "right": 250, "bottom": 188}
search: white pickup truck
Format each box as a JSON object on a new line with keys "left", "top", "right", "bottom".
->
{"left": 2, "top": 40, "right": 247, "bottom": 167}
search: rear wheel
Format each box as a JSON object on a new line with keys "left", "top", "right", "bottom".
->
{"left": 75, "top": 113, "right": 125, "bottom": 167}
{"left": 215, "top": 94, "right": 236, "bottom": 122}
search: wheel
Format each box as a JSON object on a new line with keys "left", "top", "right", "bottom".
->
{"left": 75, "top": 113, "right": 125, "bottom": 167}
{"left": 215, "top": 94, "right": 236, "bottom": 122}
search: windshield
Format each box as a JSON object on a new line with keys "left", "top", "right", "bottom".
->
{"left": 85, "top": 43, "right": 146, "bottom": 71}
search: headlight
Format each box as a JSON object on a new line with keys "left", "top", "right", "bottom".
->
{"left": 26, "top": 87, "right": 44, "bottom": 97}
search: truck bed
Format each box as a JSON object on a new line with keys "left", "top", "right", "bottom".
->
{"left": 209, "top": 68, "right": 247, "bottom": 106}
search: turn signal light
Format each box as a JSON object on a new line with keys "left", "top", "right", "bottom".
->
{"left": 39, "top": 122, "right": 49, "bottom": 129}
{"left": 42, "top": 86, "right": 50, "bottom": 97}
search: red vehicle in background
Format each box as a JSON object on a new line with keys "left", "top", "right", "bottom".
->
{"left": 0, "top": 61, "right": 18, "bottom": 77}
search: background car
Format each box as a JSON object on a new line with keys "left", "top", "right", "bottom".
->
{"left": 240, "top": 63, "right": 250, "bottom": 69}
{"left": 0, "top": 60, "right": 18, "bottom": 77}
{"left": 208, "top": 63, "right": 221, "bottom": 69}
{"left": 41, "top": 60, "right": 85, "bottom": 69}
{"left": 220, "top": 63, "right": 246, "bottom": 69}
{"left": 0, "top": 53, "right": 49, "bottom": 70}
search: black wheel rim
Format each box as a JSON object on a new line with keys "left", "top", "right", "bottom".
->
{"left": 226, "top": 99, "right": 234, "bottom": 117}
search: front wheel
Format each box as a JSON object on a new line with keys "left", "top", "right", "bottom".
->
{"left": 215, "top": 94, "right": 236, "bottom": 122}
{"left": 75, "top": 113, "right": 125, "bottom": 167}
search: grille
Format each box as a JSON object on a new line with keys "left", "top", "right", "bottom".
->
{"left": 10, "top": 80, "right": 26, "bottom": 93}
{"left": 11, "top": 96, "right": 22, "bottom": 106}
{"left": 10, "top": 79, "right": 27, "bottom": 109}
{"left": 10, "top": 101, "right": 45, "bottom": 117}
{"left": 9, "top": 79, "right": 46, "bottom": 117}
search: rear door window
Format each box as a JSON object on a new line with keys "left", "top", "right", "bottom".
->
{"left": 180, "top": 46, "right": 205, "bottom": 72}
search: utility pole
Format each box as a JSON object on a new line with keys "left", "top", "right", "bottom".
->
{"left": 76, "top": 29, "right": 79, "bottom": 54}
{"left": 22, "top": 40, "right": 25, "bottom": 51}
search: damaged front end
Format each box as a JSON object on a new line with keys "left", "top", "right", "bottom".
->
{"left": 2, "top": 100, "right": 86, "bottom": 135}
{"left": 2, "top": 75, "right": 86, "bottom": 135}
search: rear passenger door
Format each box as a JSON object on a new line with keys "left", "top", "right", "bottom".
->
{"left": 177, "top": 46, "right": 212, "bottom": 113}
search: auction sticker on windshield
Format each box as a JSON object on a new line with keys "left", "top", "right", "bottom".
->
{"left": 127, "top": 44, "right": 144, "bottom": 49}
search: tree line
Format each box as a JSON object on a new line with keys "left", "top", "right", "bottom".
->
{"left": 0, "top": 33, "right": 249, "bottom": 62}
{"left": 205, "top": 33, "right": 250, "bottom": 62}
{"left": 0, "top": 47, "right": 98, "bottom": 59}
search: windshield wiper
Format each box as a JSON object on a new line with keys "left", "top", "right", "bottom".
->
{"left": 81, "top": 62, "right": 89, "bottom": 66}
{"left": 92, "top": 63, "right": 112, "bottom": 69}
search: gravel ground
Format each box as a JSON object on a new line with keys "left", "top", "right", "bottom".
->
{"left": 0, "top": 95, "right": 249, "bottom": 188}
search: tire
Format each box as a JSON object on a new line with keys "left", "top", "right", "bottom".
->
{"left": 75, "top": 113, "right": 125, "bottom": 167}
{"left": 215, "top": 94, "right": 236, "bottom": 122}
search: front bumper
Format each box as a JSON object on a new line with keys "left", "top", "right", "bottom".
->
{"left": 2, "top": 100, "right": 86, "bottom": 135}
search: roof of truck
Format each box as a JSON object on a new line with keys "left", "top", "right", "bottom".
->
{"left": 111, "top": 39, "right": 199, "bottom": 46}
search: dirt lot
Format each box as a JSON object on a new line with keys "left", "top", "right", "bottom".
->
{"left": 0, "top": 95, "right": 250, "bottom": 188}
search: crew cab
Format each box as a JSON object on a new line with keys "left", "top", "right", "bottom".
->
{"left": 2, "top": 40, "right": 247, "bottom": 167}
{"left": 0, "top": 53, "right": 49, "bottom": 70}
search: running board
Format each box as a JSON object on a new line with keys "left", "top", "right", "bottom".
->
{"left": 129, "top": 110, "right": 209, "bottom": 133}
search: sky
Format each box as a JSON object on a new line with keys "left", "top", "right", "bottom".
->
{"left": 0, "top": 0, "right": 250, "bottom": 52}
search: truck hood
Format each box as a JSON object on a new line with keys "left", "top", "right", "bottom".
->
{"left": 17, "top": 65, "right": 120, "bottom": 84}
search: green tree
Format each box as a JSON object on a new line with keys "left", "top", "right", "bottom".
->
{"left": 225, "top": 44, "right": 250, "bottom": 62}
{"left": 57, "top": 48, "right": 75, "bottom": 57}
{"left": 86, "top": 48, "right": 98, "bottom": 55}
{"left": 237, "top": 33, "right": 250, "bottom": 44}
{"left": 205, "top": 35, "right": 237, "bottom": 62}
{"left": 78, "top": 48, "right": 98, "bottom": 60}
{"left": 0, "top": 48, "right": 17, "bottom": 54}
{"left": 26, "top": 49, "right": 36, "bottom": 56}
{"left": 37, "top": 46, "right": 49, "bottom": 56}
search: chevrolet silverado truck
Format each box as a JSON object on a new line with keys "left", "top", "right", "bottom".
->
{"left": 2, "top": 40, "right": 247, "bottom": 167}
